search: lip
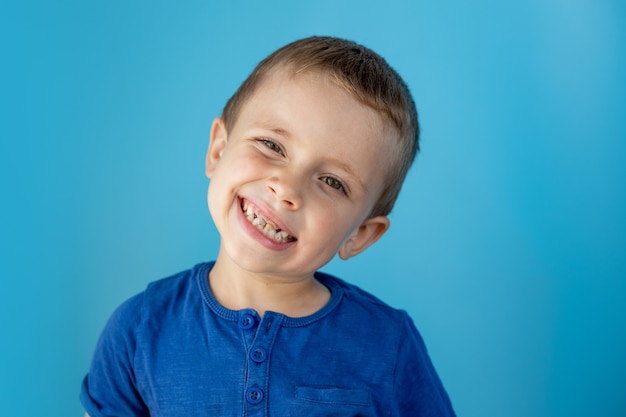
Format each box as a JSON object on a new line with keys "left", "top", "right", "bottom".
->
{"left": 236, "top": 197, "right": 297, "bottom": 251}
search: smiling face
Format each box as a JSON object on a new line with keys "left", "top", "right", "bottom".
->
{"left": 206, "top": 67, "right": 395, "bottom": 282}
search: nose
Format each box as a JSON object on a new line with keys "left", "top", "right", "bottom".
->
{"left": 266, "top": 174, "right": 303, "bottom": 210}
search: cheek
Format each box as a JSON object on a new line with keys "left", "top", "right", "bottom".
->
{"left": 206, "top": 160, "right": 236, "bottom": 211}
{"left": 222, "top": 149, "right": 264, "bottom": 178}
{"left": 309, "top": 204, "right": 359, "bottom": 241}
{"left": 206, "top": 152, "right": 260, "bottom": 208}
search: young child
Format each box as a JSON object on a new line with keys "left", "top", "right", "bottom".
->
{"left": 81, "top": 36, "right": 456, "bottom": 416}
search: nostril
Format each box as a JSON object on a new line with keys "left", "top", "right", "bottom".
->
{"left": 266, "top": 177, "right": 301, "bottom": 209}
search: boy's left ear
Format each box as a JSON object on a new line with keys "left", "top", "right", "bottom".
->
{"left": 338, "top": 216, "right": 390, "bottom": 260}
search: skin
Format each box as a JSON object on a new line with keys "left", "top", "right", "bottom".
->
{"left": 205, "top": 67, "right": 396, "bottom": 318}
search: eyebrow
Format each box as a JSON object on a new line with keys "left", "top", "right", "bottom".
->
{"left": 255, "top": 121, "right": 291, "bottom": 139}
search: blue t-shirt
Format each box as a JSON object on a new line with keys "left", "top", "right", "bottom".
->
{"left": 81, "top": 262, "right": 455, "bottom": 416}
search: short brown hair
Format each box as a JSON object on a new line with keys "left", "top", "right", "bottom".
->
{"left": 222, "top": 36, "right": 419, "bottom": 216}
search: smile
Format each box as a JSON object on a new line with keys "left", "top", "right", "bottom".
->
{"left": 240, "top": 200, "right": 296, "bottom": 243}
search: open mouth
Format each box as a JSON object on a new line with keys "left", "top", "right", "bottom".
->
{"left": 240, "top": 199, "right": 296, "bottom": 243}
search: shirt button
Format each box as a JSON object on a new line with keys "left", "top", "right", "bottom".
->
{"left": 250, "top": 346, "right": 267, "bottom": 363}
{"left": 238, "top": 312, "right": 256, "bottom": 330}
{"left": 246, "top": 385, "right": 264, "bottom": 404}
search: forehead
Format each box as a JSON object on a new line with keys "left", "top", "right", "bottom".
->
{"left": 239, "top": 66, "right": 394, "bottom": 145}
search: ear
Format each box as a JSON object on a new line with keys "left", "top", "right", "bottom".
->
{"left": 338, "top": 216, "right": 390, "bottom": 260}
{"left": 205, "top": 117, "right": 228, "bottom": 178}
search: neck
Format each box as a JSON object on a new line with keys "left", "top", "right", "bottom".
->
{"left": 208, "top": 255, "right": 330, "bottom": 318}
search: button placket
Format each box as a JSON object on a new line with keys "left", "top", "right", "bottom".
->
{"left": 238, "top": 309, "right": 260, "bottom": 354}
{"left": 243, "top": 312, "right": 283, "bottom": 415}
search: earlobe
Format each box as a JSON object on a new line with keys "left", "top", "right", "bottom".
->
{"left": 205, "top": 117, "right": 228, "bottom": 178}
{"left": 338, "top": 216, "right": 390, "bottom": 260}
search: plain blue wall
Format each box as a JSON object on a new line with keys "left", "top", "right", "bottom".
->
{"left": 1, "top": 1, "right": 624, "bottom": 416}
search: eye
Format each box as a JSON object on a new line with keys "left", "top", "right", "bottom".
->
{"left": 321, "top": 176, "right": 345, "bottom": 193}
{"left": 258, "top": 138, "right": 284, "bottom": 155}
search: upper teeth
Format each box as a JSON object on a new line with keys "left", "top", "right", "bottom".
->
{"left": 242, "top": 201, "right": 294, "bottom": 243}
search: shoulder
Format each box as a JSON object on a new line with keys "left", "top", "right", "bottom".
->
{"left": 315, "top": 271, "right": 418, "bottom": 343}
{"left": 103, "top": 263, "right": 211, "bottom": 335}
{"left": 315, "top": 271, "right": 437, "bottom": 367}
{"left": 316, "top": 270, "right": 411, "bottom": 322}
{"left": 139, "top": 263, "right": 211, "bottom": 309}
{"left": 141, "top": 263, "right": 207, "bottom": 307}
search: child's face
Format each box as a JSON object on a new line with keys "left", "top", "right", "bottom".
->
{"left": 206, "top": 68, "right": 394, "bottom": 281}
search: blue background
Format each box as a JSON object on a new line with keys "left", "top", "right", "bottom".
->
{"left": 1, "top": 1, "right": 624, "bottom": 416}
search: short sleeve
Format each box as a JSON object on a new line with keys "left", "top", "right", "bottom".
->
{"left": 391, "top": 313, "right": 456, "bottom": 417}
{"left": 80, "top": 293, "right": 149, "bottom": 417}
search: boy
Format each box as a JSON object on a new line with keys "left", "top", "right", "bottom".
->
{"left": 81, "top": 36, "right": 455, "bottom": 416}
